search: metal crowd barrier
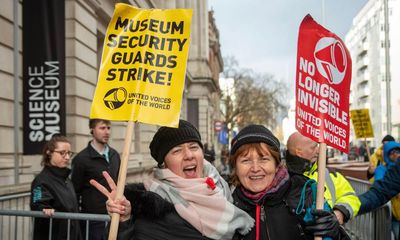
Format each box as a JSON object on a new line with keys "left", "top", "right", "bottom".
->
{"left": 0, "top": 210, "right": 110, "bottom": 240}
{"left": 345, "top": 177, "right": 392, "bottom": 240}
{"left": 0, "top": 192, "right": 31, "bottom": 239}
{"left": 0, "top": 192, "right": 110, "bottom": 240}
{"left": 0, "top": 178, "right": 394, "bottom": 240}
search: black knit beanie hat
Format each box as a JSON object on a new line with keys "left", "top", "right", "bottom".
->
{"left": 382, "top": 134, "right": 395, "bottom": 143}
{"left": 149, "top": 119, "right": 203, "bottom": 165}
{"left": 230, "top": 124, "right": 280, "bottom": 155}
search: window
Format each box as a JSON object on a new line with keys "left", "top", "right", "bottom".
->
{"left": 187, "top": 99, "right": 199, "bottom": 129}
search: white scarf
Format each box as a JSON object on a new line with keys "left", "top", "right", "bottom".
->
{"left": 143, "top": 160, "right": 254, "bottom": 240}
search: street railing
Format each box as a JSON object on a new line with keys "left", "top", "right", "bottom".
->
{"left": 346, "top": 176, "right": 371, "bottom": 194}
{"left": 345, "top": 176, "right": 392, "bottom": 240}
{"left": 0, "top": 192, "right": 31, "bottom": 239}
{"left": 0, "top": 177, "right": 394, "bottom": 239}
{"left": 0, "top": 209, "right": 110, "bottom": 240}
{"left": 0, "top": 192, "right": 110, "bottom": 240}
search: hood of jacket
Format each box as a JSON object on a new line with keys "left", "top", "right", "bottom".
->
{"left": 383, "top": 141, "right": 400, "bottom": 167}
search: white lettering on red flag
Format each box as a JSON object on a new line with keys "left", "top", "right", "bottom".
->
{"left": 295, "top": 15, "right": 351, "bottom": 153}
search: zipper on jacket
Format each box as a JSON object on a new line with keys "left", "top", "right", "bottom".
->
{"left": 256, "top": 204, "right": 260, "bottom": 240}
{"left": 262, "top": 205, "right": 271, "bottom": 240}
{"left": 256, "top": 204, "right": 271, "bottom": 240}
{"left": 260, "top": 205, "right": 266, "bottom": 221}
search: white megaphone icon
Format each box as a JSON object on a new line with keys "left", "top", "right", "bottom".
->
{"left": 314, "top": 37, "right": 347, "bottom": 84}
{"left": 103, "top": 87, "right": 127, "bottom": 110}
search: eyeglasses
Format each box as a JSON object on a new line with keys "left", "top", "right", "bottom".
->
{"left": 53, "top": 150, "right": 75, "bottom": 158}
{"left": 390, "top": 149, "right": 400, "bottom": 155}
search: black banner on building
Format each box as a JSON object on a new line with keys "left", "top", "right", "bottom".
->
{"left": 23, "top": 0, "right": 66, "bottom": 154}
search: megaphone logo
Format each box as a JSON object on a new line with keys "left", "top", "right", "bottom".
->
{"left": 103, "top": 87, "right": 127, "bottom": 110}
{"left": 314, "top": 37, "right": 347, "bottom": 84}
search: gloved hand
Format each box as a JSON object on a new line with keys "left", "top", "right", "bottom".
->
{"left": 304, "top": 209, "right": 340, "bottom": 239}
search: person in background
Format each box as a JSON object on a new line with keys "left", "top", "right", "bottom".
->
{"left": 30, "top": 135, "right": 82, "bottom": 240}
{"left": 367, "top": 134, "right": 395, "bottom": 180}
{"left": 229, "top": 125, "right": 348, "bottom": 240}
{"left": 204, "top": 143, "right": 216, "bottom": 165}
{"left": 359, "top": 151, "right": 400, "bottom": 239}
{"left": 340, "top": 151, "right": 348, "bottom": 162}
{"left": 360, "top": 140, "right": 400, "bottom": 200}
{"left": 219, "top": 147, "right": 230, "bottom": 181}
{"left": 71, "top": 119, "right": 121, "bottom": 240}
{"left": 90, "top": 119, "right": 254, "bottom": 239}
{"left": 220, "top": 147, "right": 228, "bottom": 168}
{"left": 374, "top": 141, "right": 400, "bottom": 181}
{"left": 372, "top": 141, "right": 400, "bottom": 239}
{"left": 358, "top": 143, "right": 367, "bottom": 162}
{"left": 285, "top": 132, "right": 360, "bottom": 225}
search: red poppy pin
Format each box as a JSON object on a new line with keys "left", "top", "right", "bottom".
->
{"left": 205, "top": 177, "right": 216, "bottom": 190}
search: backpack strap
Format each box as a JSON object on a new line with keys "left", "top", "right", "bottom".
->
{"left": 296, "top": 178, "right": 331, "bottom": 223}
{"left": 296, "top": 179, "right": 316, "bottom": 222}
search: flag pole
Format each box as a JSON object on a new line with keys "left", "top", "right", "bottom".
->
{"left": 108, "top": 121, "right": 135, "bottom": 240}
{"left": 315, "top": 142, "right": 327, "bottom": 240}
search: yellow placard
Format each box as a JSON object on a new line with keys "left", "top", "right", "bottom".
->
{"left": 350, "top": 109, "right": 374, "bottom": 138}
{"left": 90, "top": 4, "right": 193, "bottom": 127}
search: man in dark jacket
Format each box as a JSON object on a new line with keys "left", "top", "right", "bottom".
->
{"left": 71, "top": 119, "right": 120, "bottom": 240}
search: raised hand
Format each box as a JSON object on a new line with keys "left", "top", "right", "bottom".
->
{"left": 90, "top": 171, "right": 132, "bottom": 222}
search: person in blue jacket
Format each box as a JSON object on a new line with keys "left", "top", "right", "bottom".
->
{"left": 365, "top": 141, "right": 400, "bottom": 239}
{"left": 373, "top": 141, "right": 400, "bottom": 181}
{"left": 359, "top": 142, "right": 400, "bottom": 213}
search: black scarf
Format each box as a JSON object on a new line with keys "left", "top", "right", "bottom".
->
{"left": 285, "top": 150, "right": 312, "bottom": 174}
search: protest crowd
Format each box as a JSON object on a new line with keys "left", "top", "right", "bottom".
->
{"left": 29, "top": 117, "right": 400, "bottom": 240}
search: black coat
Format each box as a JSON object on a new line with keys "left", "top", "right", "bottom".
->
{"left": 30, "top": 166, "right": 82, "bottom": 240}
{"left": 71, "top": 142, "right": 120, "bottom": 214}
{"left": 232, "top": 172, "right": 314, "bottom": 240}
{"left": 116, "top": 183, "right": 215, "bottom": 240}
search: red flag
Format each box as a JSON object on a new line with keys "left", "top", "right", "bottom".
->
{"left": 295, "top": 15, "right": 351, "bottom": 153}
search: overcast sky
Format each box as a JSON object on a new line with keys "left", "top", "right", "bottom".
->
{"left": 209, "top": 0, "right": 368, "bottom": 89}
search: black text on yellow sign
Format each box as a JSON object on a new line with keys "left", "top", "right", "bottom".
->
{"left": 90, "top": 4, "right": 192, "bottom": 127}
{"left": 350, "top": 109, "right": 374, "bottom": 139}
